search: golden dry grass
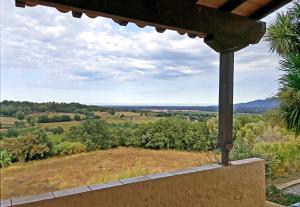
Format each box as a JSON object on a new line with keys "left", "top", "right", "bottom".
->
{"left": 94, "top": 111, "right": 160, "bottom": 124}
{"left": 0, "top": 117, "right": 18, "bottom": 128}
{"left": 0, "top": 147, "right": 217, "bottom": 199}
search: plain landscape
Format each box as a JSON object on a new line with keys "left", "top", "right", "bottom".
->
{"left": 0, "top": 100, "right": 299, "bottom": 205}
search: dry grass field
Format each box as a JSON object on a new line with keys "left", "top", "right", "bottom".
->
{"left": 95, "top": 111, "right": 160, "bottom": 124}
{"left": 0, "top": 147, "right": 217, "bottom": 199}
{"left": 0, "top": 116, "right": 18, "bottom": 128}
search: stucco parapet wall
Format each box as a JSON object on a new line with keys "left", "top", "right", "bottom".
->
{"left": 3, "top": 158, "right": 266, "bottom": 207}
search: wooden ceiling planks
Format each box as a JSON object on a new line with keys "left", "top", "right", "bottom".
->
{"left": 198, "top": 0, "right": 289, "bottom": 18}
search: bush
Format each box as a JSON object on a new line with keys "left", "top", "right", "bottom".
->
{"left": 37, "top": 114, "right": 73, "bottom": 123}
{"left": 253, "top": 138, "right": 300, "bottom": 178}
{"left": 5, "top": 128, "right": 18, "bottom": 138}
{"left": 26, "top": 115, "right": 36, "bottom": 126}
{"left": 14, "top": 120, "right": 26, "bottom": 128}
{"left": 67, "top": 119, "right": 110, "bottom": 150}
{"left": 52, "top": 141, "right": 85, "bottom": 156}
{"left": 0, "top": 150, "right": 12, "bottom": 168}
{"left": 230, "top": 121, "right": 265, "bottom": 160}
{"left": 136, "top": 118, "right": 216, "bottom": 151}
{"left": 266, "top": 184, "right": 300, "bottom": 206}
{"left": 74, "top": 114, "right": 81, "bottom": 121}
{"left": 46, "top": 127, "right": 64, "bottom": 134}
{"left": 0, "top": 135, "right": 50, "bottom": 162}
{"left": 16, "top": 111, "right": 25, "bottom": 120}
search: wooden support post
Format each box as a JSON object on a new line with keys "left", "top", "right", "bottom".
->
{"left": 219, "top": 52, "right": 234, "bottom": 166}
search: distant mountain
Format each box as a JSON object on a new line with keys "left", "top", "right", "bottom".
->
{"left": 233, "top": 98, "right": 279, "bottom": 113}
{"left": 111, "top": 98, "right": 279, "bottom": 114}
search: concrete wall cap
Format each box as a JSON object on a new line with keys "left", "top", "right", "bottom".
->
{"left": 171, "top": 168, "right": 198, "bottom": 175}
{"left": 89, "top": 181, "right": 123, "bottom": 190}
{"left": 231, "top": 158, "right": 264, "bottom": 165}
{"left": 53, "top": 186, "right": 91, "bottom": 198}
{"left": 11, "top": 193, "right": 54, "bottom": 206}
{"left": 146, "top": 172, "right": 175, "bottom": 179}
{"left": 120, "top": 176, "right": 150, "bottom": 184}
{"left": 191, "top": 164, "right": 222, "bottom": 172}
{"left": 0, "top": 199, "right": 11, "bottom": 207}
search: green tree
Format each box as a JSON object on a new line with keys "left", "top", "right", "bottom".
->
{"left": 16, "top": 111, "right": 25, "bottom": 120}
{"left": 265, "top": 1, "right": 300, "bottom": 134}
{"left": 67, "top": 119, "right": 110, "bottom": 150}
{"left": 265, "top": 1, "right": 300, "bottom": 56}
{"left": 14, "top": 121, "right": 25, "bottom": 128}
{"left": 74, "top": 114, "right": 81, "bottom": 121}
{"left": 26, "top": 115, "right": 36, "bottom": 126}
{"left": 108, "top": 109, "right": 116, "bottom": 116}
{"left": 0, "top": 150, "right": 12, "bottom": 168}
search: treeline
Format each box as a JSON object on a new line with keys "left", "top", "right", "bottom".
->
{"left": 0, "top": 100, "right": 109, "bottom": 117}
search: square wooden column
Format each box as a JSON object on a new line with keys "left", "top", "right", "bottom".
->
{"left": 218, "top": 52, "right": 234, "bottom": 166}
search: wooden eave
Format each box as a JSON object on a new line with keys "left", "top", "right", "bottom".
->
{"left": 15, "top": 0, "right": 292, "bottom": 52}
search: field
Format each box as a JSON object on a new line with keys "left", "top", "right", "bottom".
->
{"left": 0, "top": 147, "right": 217, "bottom": 199}
{"left": 38, "top": 121, "right": 81, "bottom": 131}
{"left": 94, "top": 111, "right": 160, "bottom": 124}
{"left": 0, "top": 116, "right": 18, "bottom": 129}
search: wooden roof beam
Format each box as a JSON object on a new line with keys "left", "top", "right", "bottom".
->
{"left": 16, "top": 0, "right": 266, "bottom": 52}
{"left": 219, "top": 0, "right": 247, "bottom": 12}
{"left": 250, "top": 0, "right": 293, "bottom": 20}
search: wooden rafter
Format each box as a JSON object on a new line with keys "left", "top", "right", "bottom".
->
{"left": 16, "top": 0, "right": 266, "bottom": 52}
{"left": 219, "top": 0, "right": 247, "bottom": 12}
{"left": 250, "top": 0, "right": 293, "bottom": 20}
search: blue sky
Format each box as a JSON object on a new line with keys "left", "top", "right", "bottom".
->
{"left": 0, "top": 1, "right": 290, "bottom": 105}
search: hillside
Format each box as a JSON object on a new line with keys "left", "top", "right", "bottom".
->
{"left": 0, "top": 148, "right": 216, "bottom": 199}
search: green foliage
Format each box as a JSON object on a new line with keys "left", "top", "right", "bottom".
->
{"left": 0, "top": 150, "right": 12, "bottom": 168}
{"left": 253, "top": 138, "right": 300, "bottom": 178}
{"left": 14, "top": 120, "right": 25, "bottom": 128}
{"left": 136, "top": 117, "right": 216, "bottom": 151}
{"left": 52, "top": 141, "right": 85, "bottom": 156}
{"left": 279, "top": 89, "right": 300, "bottom": 134}
{"left": 266, "top": 184, "right": 300, "bottom": 206}
{"left": 5, "top": 128, "right": 19, "bottom": 138}
{"left": 0, "top": 100, "right": 109, "bottom": 117}
{"left": 26, "top": 115, "right": 36, "bottom": 126}
{"left": 37, "top": 114, "right": 72, "bottom": 123}
{"left": 74, "top": 114, "right": 81, "bottom": 121}
{"left": 16, "top": 111, "right": 25, "bottom": 120}
{"left": 266, "top": 1, "right": 300, "bottom": 135}
{"left": 48, "top": 134, "right": 64, "bottom": 145}
{"left": 107, "top": 109, "right": 116, "bottom": 116}
{"left": 265, "top": 2, "right": 300, "bottom": 56}
{"left": 230, "top": 121, "right": 265, "bottom": 160}
{"left": 67, "top": 119, "right": 110, "bottom": 150}
{"left": 0, "top": 134, "right": 50, "bottom": 162}
{"left": 280, "top": 54, "right": 300, "bottom": 91}
{"left": 46, "top": 127, "right": 64, "bottom": 134}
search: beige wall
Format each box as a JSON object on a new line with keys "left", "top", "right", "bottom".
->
{"left": 10, "top": 158, "right": 265, "bottom": 207}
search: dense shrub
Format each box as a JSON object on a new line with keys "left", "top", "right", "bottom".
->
{"left": 74, "top": 114, "right": 81, "bottom": 121}
{"left": 46, "top": 127, "right": 64, "bottom": 134}
{"left": 0, "top": 150, "right": 12, "bottom": 168}
{"left": 230, "top": 121, "right": 265, "bottom": 160}
{"left": 26, "top": 115, "right": 36, "bottom": 126}
{"left": 52, "top": 141, "right": 85, "bottom": 156}
{"left": 136, "top": 118, "right": 216, "bottom": 151}
{"left": 266, "top": 184, "right": 300, "bottom": 206}
{"left": 16, "top": 111, "right": 25, "bottom": 120}
{"left": 0, "top": 135, "right": 50, "bottom": 162}
{"left": 0, "top": 129, "right": 51, "bottom": 162}
{"left": 253, "top": 138, "right": 300, "bottom": 178}
{"left": 14, "top": 121, "right": 25, "bottom": 128}
{"left": 37, "top": 114, "right": 72, "bottom": 123}
{"left": 67, "top": 119, "right": 110, "bottom": 150}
